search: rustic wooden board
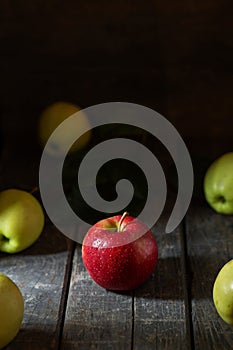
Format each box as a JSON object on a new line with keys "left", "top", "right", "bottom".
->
{"left": 61, "top": 196, "right": 192, "bottom": 349}
{"left": 186, "top": 202, "right": 233, "bottom": 350}
{"left": 133, "top": 212, "right": 191, "bottom": 349}
{"left": 0, "top": 2, "right": 232, "bottom": 348}
{"left": 61, "top": 245, "right": 133, "bottom": 350}
{"left": 0, "top": 225, "right": 71, "bottom": 350}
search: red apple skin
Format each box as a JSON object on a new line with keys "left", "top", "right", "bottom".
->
{"left": 82, "top": 215, "right": 158, "bottom": 291}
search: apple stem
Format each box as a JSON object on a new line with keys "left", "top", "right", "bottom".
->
{"left": 30, "top": 186, "right": 39, "bottom": 194}
{"left": 117, "top": 212, "right": 129, "bottom": 232}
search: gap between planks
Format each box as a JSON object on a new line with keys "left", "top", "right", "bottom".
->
{"left": 56, "top": 240, "right": 76, "bottom": 350}
{"left": 181, "top": 219, "right": 195, "bottom": 350}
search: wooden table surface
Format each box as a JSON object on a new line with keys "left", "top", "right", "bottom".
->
{"left": 0, "top": 123, "right": 233, "bottom": 350}
{"left": 1, "top": 2, "right": 233, "bottom": 349}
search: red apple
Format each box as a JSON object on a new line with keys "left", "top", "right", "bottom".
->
{"left": 82, "top": 212, "right": 158, "bottom": 290}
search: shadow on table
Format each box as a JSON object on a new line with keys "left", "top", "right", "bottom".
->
{"left": 112, "top": 253, "right": 220, "bottom": 301}
{"left": 110, "top": 256, "right": 184, "bottom": 300}
{"left": 0, "top": 223, "right": 70, "bottom": 258}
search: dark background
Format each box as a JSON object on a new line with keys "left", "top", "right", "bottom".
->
{"left": 0, "top": 4, "right": 232, "bottom": 348}
{"left": 0, "top": 0, "right": 233, "bottom": 162}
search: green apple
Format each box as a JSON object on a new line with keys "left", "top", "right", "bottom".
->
{"left": 204, "top": 152, "right": 233, "bottom": 214}
{"left": 0, "top": 273, "right": 24, "bottom": 349}
{"left": 213, "top": 260, "right": 233, "bottom": 325}
{"left": 0, "top": 189, "right": 44, "bottom": 253}
{"left": 38, "top": 101, "right": 91, "bottom": 156}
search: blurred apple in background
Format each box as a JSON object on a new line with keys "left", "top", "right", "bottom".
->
{"left": 204, "top": 152, "right": 233, "bottom": 214}
{"left": 82, "top": 212, "right": 158, "bottom": 291}
{"left": 0, "top": 273, "right": 24, "bottom": 349}
{"left": 0, "top": 189, "right": 44, "bottom": 253}
{"left": 38, "top": 101, "right": 91, "bottom": 156}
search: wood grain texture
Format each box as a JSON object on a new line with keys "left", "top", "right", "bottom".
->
{"left": 0, "top": 225, "right": 70, "bottom": 350}
{"left": 186, "top": 202, "right": 233, "bottom": 350}
{"left": 133, "top": 212, "right": 190, "bottom": 350}
{"left": 0, "top": 2, "right": 233, "bottom": 349}
{"left": 61, "top": 245, "right": 133, "bottom": 350}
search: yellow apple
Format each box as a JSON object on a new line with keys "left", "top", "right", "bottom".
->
{"left": 0, "top": 273, "right": 24, "bottom": 349}
{"left": 38, "top": 101, "right": 91, "bottom": 156}
{"left": 213, "top": 260, "right": 233, "bottom": 325}
{"left": 0, "top": 189, "right": 44, "bottom": 253}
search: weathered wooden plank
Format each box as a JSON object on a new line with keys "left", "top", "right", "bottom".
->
{"left": 0, "top": 3, "right": 232, "bottom": 349}
{"left": 133, "top": 212, "right": 191, "bottom": 350}
{"left": 0, "top": 225, "right": 71, "bottom": 350}
{"left": 61, "top": 245, "right": 133, "bottom": 350}
{"left": 186, "top": 202, "right": 233, "bottom": 350}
